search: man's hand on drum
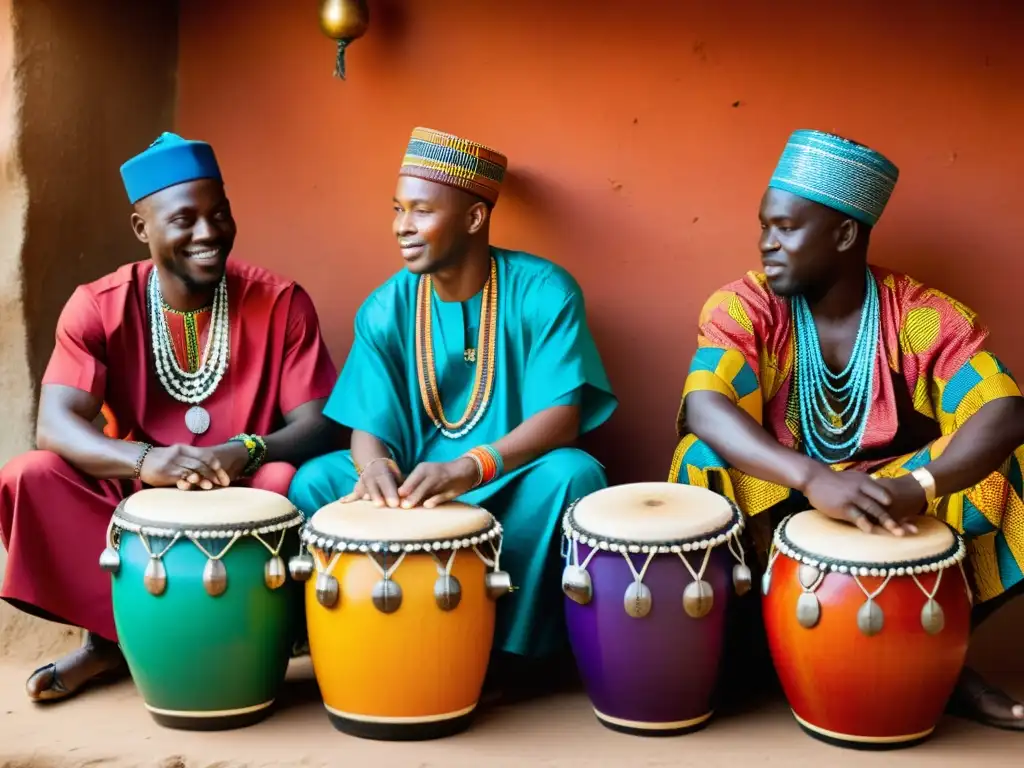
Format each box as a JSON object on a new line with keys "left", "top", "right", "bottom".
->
{"left": 395, "top": 459, "right": 478, "bottom": 510}
{"left": 140, "top": 445, "right": 232, "bottom": 491}
{"left": 342, "top": 458, "right": 405, "bottom": 508}
{"left": 802, "top": 466, "right": 917, "bottom": 536}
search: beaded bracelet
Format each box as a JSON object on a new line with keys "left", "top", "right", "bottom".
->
{"left": 133, "top": 442, "right": 153, "bottom": 479}
{"left": 356, "top": 456, "right": 400, "bottom": 479}
{"left": 229, "top": 434, "right": 268, "bottom": 476}
{"left": 464, "top": 445, "right": 504, "bottom": 488}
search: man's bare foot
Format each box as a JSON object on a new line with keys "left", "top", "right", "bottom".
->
{"left": 948, "top": 666, "right": 1024, "bottom": 731}
{"left": 25, "top": 633, "right": 126, "bottom": 703}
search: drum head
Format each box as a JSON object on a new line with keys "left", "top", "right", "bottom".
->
{"left": 781, "top": 509, "right": 957, "bottom": 566}
{"left": 308, "top": 499, "right": 495, "bottom": 544}
{"left": 570, "top": 483, "right": 737, "bottom": 544}
{"left": 120, "top": 487, "right": 299, "bottom": 528}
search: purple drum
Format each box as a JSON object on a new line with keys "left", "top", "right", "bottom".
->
{"left": 562, "top": 483, "right": 749, "bottom": 736}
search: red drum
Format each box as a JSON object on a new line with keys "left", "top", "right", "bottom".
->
{"left": 763, "top": 510, "right": 972, "bottom": 749}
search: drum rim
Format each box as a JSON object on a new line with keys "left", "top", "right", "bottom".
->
{"left": 112, "top": 499, "right": 304, "bottom": 538}
{"left": 561, "top": 496, "right": 745, "bottom": 552}
{"left": 299, "top": 515, "right": 502, "bottom": 555}
{"left": 774, "top": 513, "right": 967, "bottom": 576}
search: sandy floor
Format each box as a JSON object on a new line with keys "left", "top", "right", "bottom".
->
{"left": 0, "top": 655, "right": 1020, "bottom": 768}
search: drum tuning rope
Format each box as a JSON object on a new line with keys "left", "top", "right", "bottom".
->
{"left": 366, "top": 550, "right": 408, "bottom": 579}
{"left": 910, "top": 570, "right": 943, "bottom": 602}
{"left": 188, "top": 532, "right": 242, "bottom": 561}
{"left": 957, "top": 560, "right": 973, "bottom": 605}
{"left": 569, "top": 538, "right": 600, "bottom": 572}
{"left": 676, "top": 545, "right": 714, "bottom": 584}
{"left": 252, "top": 529, "right": 289, "bottom": 557}
{"left": 139, "top": 532, "right": 182, "bottom": 560}
{"left": 725, "top": 533, "right": 747, "bottom": 570}
{"left": 853, "top": 572, "right": 894, "bottom": 599}
{"left": 622, "top": 550, "right": 658, "bottom": 585}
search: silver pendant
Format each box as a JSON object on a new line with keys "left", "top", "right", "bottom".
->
{"left": 99, "top": 546, "right": 121, "bottom": 575}
{"left": 798, "top": 564, "right": 821, "bottom": 589}
{"left": 561, "top": 564, "right": 593, "bottom": 605}
{"left": 732, "top": 564, "right": 752, "bottom": 596}
{"left": 184, "top": 405, "right": 211, "bottom": 435}
{"left": 288, "top": 552, "right": 315, "bottom": 581}
{"left": 372, "top": 578, "right": 403, "bottom": 614}
{"left": 921, "top": 599, "right": 945, "bottom": 635}
{"left": 203, "top": 559, "right": 227, "bottom": 597}
{"left": 857, "top": 598, "right": 884, "bottom": 636}
{"left": 624, "top": 581, "right": 652, "bottom": 618}
{"left": 144, "top": 557, "right": 167, "bottom": 596}
{"left": 796, "top": 591, "right": 821, "bottom": 629}
{"left": 683, "top": 580, "right": 714, "bottom": 619}
{"left": 316, "top": 572, "right": 339, "bottom": 608}
{"left": 434, "top": 574, "right": 462, "bottom": 611}
{"left": 264, "top": 556, "right": 286, "bottom": 590}
{"left": 485, "top": 570, "right": 513, "bottom": 600}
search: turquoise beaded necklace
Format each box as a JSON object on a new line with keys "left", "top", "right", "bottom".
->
{"left": 792, "top": 268, "right": 880, "bottom": 462}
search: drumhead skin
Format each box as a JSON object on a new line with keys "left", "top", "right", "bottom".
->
{"left": 308, "top": 499, "right": 494, "bottom": 543}
{"left": 763, "top": 510, "right": 971, "bottom": 749}
{"left": 120, "top": 487, "right": 299, "bottom": 528}
{"left": 570, "top": 483, "right": 736, "bottom": 543}
{"left": 782, "top": 510, "right": 957, "bottom": 566}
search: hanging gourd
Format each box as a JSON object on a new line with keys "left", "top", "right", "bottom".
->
{"left": 319, "top": 0, "right": 369, "bottom": 80}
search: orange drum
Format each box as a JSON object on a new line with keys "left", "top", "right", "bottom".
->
{"left": 289, "top": 499, "right": 512, "bottom": 740}
{"left": 762, "top": 510, "right": 972, "bottom": 749}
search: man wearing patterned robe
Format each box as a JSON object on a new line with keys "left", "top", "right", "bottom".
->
{"left": 671, "top": 129, "right": 1024, "bottom": 729}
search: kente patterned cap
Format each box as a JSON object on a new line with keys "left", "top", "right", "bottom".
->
{"left": 120, "top": 132, "right": 222, "bottom": 204}
{"left": 399, "top": 127, "right": 507, "bottom": 205}
{"left": 768, "top": 129, "right": 899, "bottom": 227}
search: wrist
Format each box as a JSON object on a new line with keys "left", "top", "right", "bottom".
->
{"left": 793, "top": 457, "right": 827, "bottom": 494}
{"left": 462, "top": 445, "right": 504, "bottom": 488}
{"left": 228, "top": 434, "right": 267, "bottom": 476}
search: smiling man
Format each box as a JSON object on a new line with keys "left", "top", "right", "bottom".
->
{"left": 670, "top": 128, "right": 1024, "bottom": 729}
{"left": 0, "top": 133, "right": 338, "bottom": 702}
{"left": 288, "top": 127, "right": 617, "bottom": 693}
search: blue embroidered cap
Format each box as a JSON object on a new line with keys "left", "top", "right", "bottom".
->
{"left": 120, "top": 132, "right": 222, "bottom": 204}
{"left": 768, "top": 129, "right": 899, "bottom": 227}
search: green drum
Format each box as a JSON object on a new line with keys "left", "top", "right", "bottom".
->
{"left": 100, "top": 486, "right": 304, "bottom": 730}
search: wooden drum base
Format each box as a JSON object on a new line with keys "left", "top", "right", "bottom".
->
{"left": 794, "top": 711, "right": 934, "bottom": 751}
{"left": 594, "top": 708, "right": 714, "bottom": 737}
{"left": 147, "top": 700, "right": 275, "bottom": 731}
{"left": 325, "top": 703, "right": 477, "bottom": 741}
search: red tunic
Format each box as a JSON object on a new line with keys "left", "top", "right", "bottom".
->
{"left": 0, "top": 259, "right": 338, "bottom": 640}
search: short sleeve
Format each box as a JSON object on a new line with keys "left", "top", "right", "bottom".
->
{"left": 41, "top": 287, "right": 108, "bottom": 400}
{"left": 892, "top": 278, "right": 1022, "bottom": 432}
{"left": 277, "top": 286, "right": 339, "bottom": 414}
{"left": 523, "top": 288, "right": 616, "bottom": 434}
{"left": 679, "top": 276, "right": 770, "bottom": 434}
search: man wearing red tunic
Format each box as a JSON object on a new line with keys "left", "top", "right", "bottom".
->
{"left": 0, "top": 133, "right": 339, "bottom": 702}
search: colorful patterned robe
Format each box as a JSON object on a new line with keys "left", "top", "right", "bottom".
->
{"left": 670, "top": 266, "right": 1024, "bottom": 603}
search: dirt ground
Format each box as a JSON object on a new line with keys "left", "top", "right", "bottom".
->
{"left": 1, "top": 588, "right": 1022, "bottom": 767}
{"left": 0, "top": 657, "right": 1021, "bottom": 768}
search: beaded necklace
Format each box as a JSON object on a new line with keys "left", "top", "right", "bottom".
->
{"left": 147, "top": 269, "right": 231, "bottom": 435}
{"left": 792, "top": 268, "right": 879, "bottom": 462}
{"left": 415, "top": 256, "right": 498, "bottom": 439}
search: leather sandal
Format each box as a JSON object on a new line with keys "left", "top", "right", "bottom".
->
{"left": 947, "top": 677, "right": 1024, "bottom": 731}
{"left": 25, "top": 655, "right": 126, "bottom": 704}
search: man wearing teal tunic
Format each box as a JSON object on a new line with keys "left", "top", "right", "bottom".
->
{"left": 289, "top": 127, "right": 617, "bottom": 688}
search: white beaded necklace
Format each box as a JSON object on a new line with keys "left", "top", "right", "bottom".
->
{"left": 147, "top": 269, "right": 230, "bottom": 434}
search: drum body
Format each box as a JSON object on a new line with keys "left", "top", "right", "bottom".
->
{"left": 103, "top": 487, "right": 303, "bottom": 730}
{"left": 562, "top": 483, "right": 749, "bottom": 735}
{"left": 763, "top": 510, "right": 972, "bottom": 749}
{"left": 295, "top": 500, "right": 510, "bottom": 740}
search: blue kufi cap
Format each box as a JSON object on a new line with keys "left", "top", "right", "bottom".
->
{"left": 768, "top": 129, "right": 899, "bottom": 227}
{"left": 119, "top": 132, "right": 222, "bottom": 204}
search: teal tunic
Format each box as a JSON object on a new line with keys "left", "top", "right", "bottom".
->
{"left": 289, "top": 248, "right": 617, "bottom": 658}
